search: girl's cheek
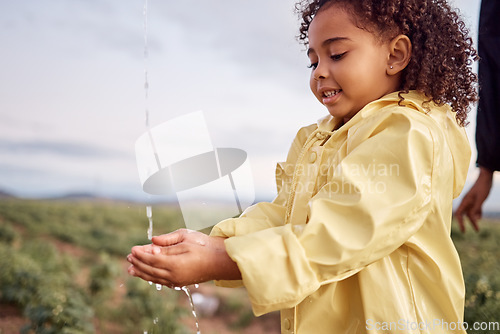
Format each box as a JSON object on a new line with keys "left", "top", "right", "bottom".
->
{"left": 309, "top": 80, "right": 321, "bottom": 101}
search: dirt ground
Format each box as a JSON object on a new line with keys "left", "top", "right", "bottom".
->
{"left": 0, "top": 303, "right": 27, "bottom": 334}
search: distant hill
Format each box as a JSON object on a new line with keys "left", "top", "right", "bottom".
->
{"left": 49, "top": 192, "right": 152, "bottom": 205}
{"left": 0, "top": 190, "right": 15, "bottom": 198}
{"left": 53, "top": 192, "right": 99, "bottom": 200}
{"left": 484, "top": 211, "right": 500, "bottom": 219}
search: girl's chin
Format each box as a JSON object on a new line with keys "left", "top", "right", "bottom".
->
{"left": 326, "top": 107, "right": 359, "bottom": 123}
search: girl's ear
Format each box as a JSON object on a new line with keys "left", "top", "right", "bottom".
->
{"left": 387, "top": 34, "right": 412, "bottom": 75}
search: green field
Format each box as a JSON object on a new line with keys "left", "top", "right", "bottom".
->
{"left": 451, "top": 216, "right": 500, "bottom": 330}
{"left": 0, "top": 198, "right": 498, "bottom": 333}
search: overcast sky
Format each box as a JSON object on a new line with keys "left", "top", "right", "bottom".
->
{"left": 1, "top": 0, "right": 497, "bottom": 210}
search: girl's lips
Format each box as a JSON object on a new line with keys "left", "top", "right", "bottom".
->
{"left": 322, "top": 89, "right": 342, "bottom": 105}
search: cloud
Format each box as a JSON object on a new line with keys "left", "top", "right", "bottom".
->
{"left": 0, "top": 0, "right": 489, "bottom": 204}
{"left": 148, "top": 0, "right": 307, "bottom": 82}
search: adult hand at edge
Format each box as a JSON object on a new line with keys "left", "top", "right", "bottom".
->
{"left": 455, "top": 167, "right": 494, "bottom": 233}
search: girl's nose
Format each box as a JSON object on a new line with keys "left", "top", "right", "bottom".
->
{"left": 312, "top": 63, "right": 327, "bottom": 80}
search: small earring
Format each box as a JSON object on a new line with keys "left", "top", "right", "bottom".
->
{"left": 390, "top": 66, "right": 394, "bottom": 69}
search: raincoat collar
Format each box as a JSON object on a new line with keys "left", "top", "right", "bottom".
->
{"left": 316, "top": 90, "right": 470, "bottom": 198}
{"left": 316, "top": 90, "right": 429, "bottom": 131}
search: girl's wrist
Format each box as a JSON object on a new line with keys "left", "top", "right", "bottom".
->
{"left": 208, "top": 237, "right": 242, "bottom": 281}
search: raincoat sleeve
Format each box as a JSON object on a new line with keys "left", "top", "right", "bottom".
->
{"left": 209, "top": 203, "right": 287, "bottom": 288}
{"left": 220, "top": 111, "right": 439, "bottom": 315}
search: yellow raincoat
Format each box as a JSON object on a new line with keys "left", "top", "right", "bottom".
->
{"left": 210, "top": 91, "right": 471, "bottom": 333}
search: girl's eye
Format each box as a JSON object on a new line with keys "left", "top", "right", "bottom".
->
{"left": 331, "top": 52, "right": 347, "bottom": 61}
{"left": 307, "top": 63, "right": 318, "bottom": 69}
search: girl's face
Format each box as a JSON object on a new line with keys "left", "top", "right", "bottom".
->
{"left": 307, "top": 5, "right": 400, "bottom": 122}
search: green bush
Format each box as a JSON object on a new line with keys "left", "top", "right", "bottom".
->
{"left": 0, "top": 223, "right": 17, "bottom": 244}
{"left": 88, "top": 253, "right": 119, "bottom": 298}
{"left": 0, "top": 243, "right": 42, "bottom": 306}
{"left": 21, "top": 287, "right": 94, "bottom": 334}
{"left": 0, "top": 199, "right": 189, "bottom": 333}
{"left": 5, "top": 198, "right": 498, "bottom": 333}
{"left": 0, "top": 242, "right": 94, "bottom": 334}
{"left": 119, "top": 279, "right": 189, "bottom": 334}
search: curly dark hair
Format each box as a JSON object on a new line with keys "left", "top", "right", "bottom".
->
{"left": 295, "top": 0, "right": 478, "bottom": 126}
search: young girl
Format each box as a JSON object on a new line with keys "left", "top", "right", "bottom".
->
{"left": 127, "top": 0, "right": 478, "bottom": 333}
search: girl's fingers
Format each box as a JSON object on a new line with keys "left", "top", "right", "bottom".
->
{"left": 128, "top": 254, "right": 171, "bottom": 279}
{"left": 128, "top": 251, "right": 161, "bottom": 270}
{"left": 132, "top": 244, "right": 188, "bottom": 264}
{"left": 153, "top": 229, "right": 209, "bottom": 248}
{"left": 127, "top": 233, "right": 203, "bottom": 287}
{"left": 161, "top": 243, "right": 191, "bottom": 256}
{"left": 131, "top": 244, "right": 158, "bottom": 255}
{"left": 152, "top": 229, "right": 189, "bottom": 246}
{"left": 128, "top": 265, "right": 173, "bottom": 287}
{"left": 131, "top": 245, "right": 164, "bottom": 263}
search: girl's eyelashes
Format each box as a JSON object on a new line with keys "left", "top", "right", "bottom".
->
{"left": 307, "top": 62, "right": 318, "bottom": 69}
{"left": 307, "top": 52, "right": 347, "bottom": 69}
{"left": 331, "top": 52, "right": 347, "bottom": 61}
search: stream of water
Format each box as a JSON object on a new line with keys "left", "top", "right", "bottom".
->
{"left": 175, "top": 285, "right": 201, "bottom": 334}
{"left": 141, "top": 1, "right": 200, "bottom": 333}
